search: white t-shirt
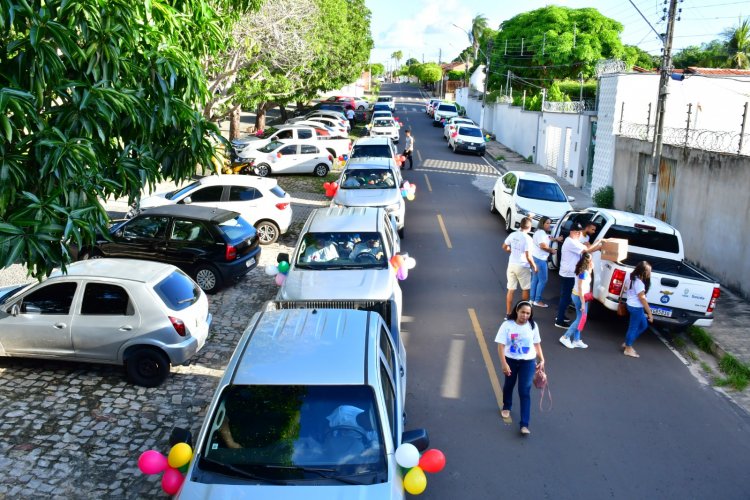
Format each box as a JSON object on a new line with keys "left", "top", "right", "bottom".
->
{"left": 573, "top": 270, "right": 591, "bottom": 296}
{"left": 504, "top": 231, "right": 533, "bottom": 267}
{"left": 625, "top": 277, "right": 646, "bottom": 308}
{"left": 579, "top": 234, "right": 591, "bottom": 244}
{"left": 559, "top": 236, "right": 587, "bottom": 278}
{"left": 346, "top": 109, "right": 355, "bottom": 119}
{"left": 532, "top": 229, "right": 552, "bottom": 260}
{"left": 494, "top": 320, "right": 540, "bottom": 360}
{"left": 303, "top": 243, "right": 339, "bottom": 262}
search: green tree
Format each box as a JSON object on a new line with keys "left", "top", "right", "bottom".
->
{"left": 622, "top": 45, "right": 658, "bottom": 70}
{"left": 391, "top": 50, "right": 403, "bottom": 70}
{"left": 469, "top": 14, "right": 489, "bottom": 62}
{"left": 405, "top": 57, "right": 419, "bottom": 66}
{"left": 0, "top": 0, "right": 260, "bottom": 278}
{"left": 672, "top": 40, "right": 727, "bottom": 68}
{"left": 416, "top": 63, "right": 443, "bottom": 84}
{"left": 724, "top": 17, "right": 750, "bottom": 68}
{"left": 371, "top": 63, "right": 385, "bottom": 76}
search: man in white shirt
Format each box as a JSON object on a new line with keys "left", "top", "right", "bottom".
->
{"left": 555, "top": 222, "right": 603, "bottom": 328}
{"left": 346, "top": 106, "right": 355, "bottom": 132}
{"left": 502, "top": 217, "right": 537, "bottom": 319}
{"left": 579, "top": 221, "right": 597, "bottom": 248}
{"left": 303, "top": 237, "right": 339, "bottom": 263}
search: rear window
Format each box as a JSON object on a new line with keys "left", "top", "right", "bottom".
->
{"left": 351, "top": 144, "right": 391, "bottom": 159}
{"left": 604, "top": 225, "right": 680, "bottom": 253}
{"left": 154, "top": 270, "right": 200, "bottom": 311}
{"left": 378, "top": 96, "right": 393, "bottom": 102}
{"left": 218, "top": 215, "right": 256, "bottom": 242}
{"left": 438, "top": 104, "right": 457, "bottom": 113}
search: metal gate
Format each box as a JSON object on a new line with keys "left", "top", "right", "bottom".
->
{"left": 545, "top": 126, "right": 561, "bottom": 172}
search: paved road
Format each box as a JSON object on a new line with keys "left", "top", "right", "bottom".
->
{"left": 387, "top": 82, "right": 750, "bottom": 499}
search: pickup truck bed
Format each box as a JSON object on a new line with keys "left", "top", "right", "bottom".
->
{"left": 623, "top": 253, "right": 713, "bottom": 282}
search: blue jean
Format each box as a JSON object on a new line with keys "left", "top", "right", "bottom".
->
{"left": 530, "top": 257, "right": 549, "bottom": 302}
{"left": 556, "top": 276, "right": 576, "bottom": 323}
{"left": 625, "top": 305, "right": 649, "bottom": 346}
{"left": 564, "top": 294, "right": 588, "bottom": 341}
{"left": 502, "top": 357, "right": 536, "bottom": 428}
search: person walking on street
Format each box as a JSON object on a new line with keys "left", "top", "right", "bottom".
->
{"left": 530, "top": 216, "right": 561, "bottom": 308}
{"left": 403, "top": 129, "right": 414, "bottom": 169}
{"left": 623, "top": 261, "right": 654, "bottom": 358}
{"left": 496, "top": 300, "right": 545, "bottom": 436}
{"left": 555, "top": 222, "right": 603, "bottom": 328}
{"left": 345, "top": 106, "right": 356, "bottom": 133}
{"left": 502, "top": 217, "right": 537, "bottom": 319}
{"left": 560, "top": 252, "right": 594, "bottom": 349}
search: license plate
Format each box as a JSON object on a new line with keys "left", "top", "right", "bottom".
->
{"left": 468, "top": 146, "right": 476, "bottom": 150}
{"left": 246, "top": 257, "right": 255, "bottom": 268}
{"left": 650, "top": 306, "right": 672, "bottom": 317}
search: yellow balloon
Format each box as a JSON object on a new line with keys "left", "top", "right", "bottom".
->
{"left": 403, "top": 466, "right": 427, "bottom": 495}
{"left": 167, "top": 442, "right": 193, "bottom": 469}
{"left": 407, "top": 193, "right": 415, "bottom": 201}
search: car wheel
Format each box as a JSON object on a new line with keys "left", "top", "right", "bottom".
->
{"left": 255, "top": 163, "right": 271, "bottom": 177}
{"left": 490, "top": 193, "right": 498, "bottom": 214}
{"left": 256, "top": 220, "right": 280, "bottom": 245}
{"left": 480, "top": 151, "right": 486, "bottom": 157}
{"left": 194, "top": 264, "right": 222, "bottom": 294}
{"left": 314, "top": 163, "right": 329, "bottom": 177}
{"left": 505, "top": 210, "right": 513, "bottom": 232}
{"left": 126, "top": 348, "right": 170, "bottom": 387}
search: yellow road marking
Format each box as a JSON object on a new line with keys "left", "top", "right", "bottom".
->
{"left": 436, "top": 214, "right": 452, "bottom": 249}
{"left": 423, "top": 173, "right": 432, "bottom": 192}
{"left": 468, "top": 308, "right": 503, "bottom": 410}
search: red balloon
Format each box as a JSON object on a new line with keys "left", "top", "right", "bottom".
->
{"left": 419, "top": 449, "right": 446, "bottom": 473}
{"left": 161, "top": 466, "right": 185, "bottom": 495}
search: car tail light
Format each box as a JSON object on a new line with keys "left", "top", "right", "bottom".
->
{"left": 169, "top": 316, "right": 187, "bottom": 337}
{"left": 329, "top": 155, "right": 334, "bottom": 161}
{"left": 609, "top": 269, "right": 627, "bottom": 295}
{"left": 225, "top": 244, "right": 237, "bottom": 261}
{"left": 275, "top": 202, "right": 290, "bottom": 210}
{"left": 707, "top": 287, "right": 720, "bottom": 313}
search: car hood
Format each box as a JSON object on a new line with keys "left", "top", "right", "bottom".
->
{"left": 333, "top": 188, "right": 401, "bottom": 207}
{"left": 280, "top": 269, "right": 394, "bottom": 301}
{"left": 139, "top": 193, "right": 173, "bottom": 209}
{"left": 516, "top": 197, "right": 572, "bottom": 218}
{"left": 178, "top": 481, "right": 398, "bottom": 500}
{"left": 457, "top": 135, "right": 485, "bottom": 145}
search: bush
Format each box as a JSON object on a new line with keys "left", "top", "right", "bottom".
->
{"left": 557, "top": 79, "right": 598, "bottom": 100}
{"left": 592, "top": 186, "right": 614, "bottom": 208}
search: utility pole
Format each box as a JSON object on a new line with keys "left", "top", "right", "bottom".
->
{"left": 479, "top": 39, "right": 493, "bottom": 132}
{"left": 438, "top": 48, "right": 442, "bottom": 98}
{"left": 644, "top": 0, "right": 678, "bottom": 218}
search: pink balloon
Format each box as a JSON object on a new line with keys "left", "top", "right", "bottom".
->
{"left": 161, "top": 466, "right": 185, "bottom": 495}
{"left": 396, "top": 266, "right": 408, "bottom": 281}
{"left": 138, "top": 450, "right": 167, "bottom": 475}
{"left": 419, "top": 449, "right": 446, "bottom": 473}
{"left": 275, "top": 273, "right": 286, "bottom": 286}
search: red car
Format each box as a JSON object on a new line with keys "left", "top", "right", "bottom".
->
{"left": 324, "top": 96, "right": 357, "bottom": 109}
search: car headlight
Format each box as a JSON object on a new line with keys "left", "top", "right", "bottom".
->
{"left": 386, "top": 202, "right": 402, "bottom": 212}
{"left": 331, "top": 199, "right": 343, "bottom": 207}
{"left": 515, "top": 204, "right": 530, "bottom": 216}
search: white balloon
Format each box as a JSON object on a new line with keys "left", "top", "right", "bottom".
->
{"left": 405, "top": 257, "right": 417, "bottom": 270}
{"left": 395, "top": 443, "right": 420, "bottom": 468}
{"left": 264, "top": 264, "right": 279, "bottom": 276}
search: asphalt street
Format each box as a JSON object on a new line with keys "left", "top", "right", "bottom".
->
{"left": 387, "top": 82, "right": 750, "bottom": 499}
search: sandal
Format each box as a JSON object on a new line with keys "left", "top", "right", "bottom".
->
{"left": 624, "top": 347, "right": 640, "bottom": 358}
{"left": 500, "top": 410, "right": 512, "bottom": 423}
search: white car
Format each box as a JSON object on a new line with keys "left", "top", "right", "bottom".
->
{"left": 242, "top": 140, "right": 333, "bottom": 177}
{"left": 288, "top": 110, "right": 349, "bottom": 130}
{"left": 137, "top": 175, "right": 292, "bottom": 244}
{"left": 432, "top": 101, "right": 459, "bottom": 127}
{"left": 370, "top": 110, "right": 393, "bottom": 123}
{"left": 353, "top": 96, "right": 370, "bottom": 110}
{"left": 447, "top": 124, "right": 487, "bottom": 156}
{"left": 376, "top": 94, "right": 396, "bottom": 111}
{"left": 296, "top": 118, "right": 348, "bottom": 138}
{"left": 350, "top": 136, "right": 402, "bottom": 167}
{"left": 443, "top": 116, "right": 476, "bottom": 140}
{"left": 490, "top": 171, "right": 574, "bottom": 232}
{"left": 368, "top": 116, "right": 400, "bottom": 143}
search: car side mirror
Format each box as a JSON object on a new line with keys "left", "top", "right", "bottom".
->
{"left": 503, "top": 188, "right": 512, "bottom": 195}
{"left": 183, "top": 196, "right": 192, "bottom": 205}
{"left": 169, "top": 427, "right": 193, "bottom": 448}
{"left": 277, "top": 252, "right": 290, "bottom": 264}
{"left": 402, "top": 429, "right": 430, "bottom": 452}
{"left": 10, "top": 304, "right": 20, "bottom": 317}
{"left": 567, "top": 196, "right": 576, "bottom": 202}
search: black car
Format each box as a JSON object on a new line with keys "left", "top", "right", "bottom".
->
{"left": 81, "top": 205, "right": 261, "bottom": 294}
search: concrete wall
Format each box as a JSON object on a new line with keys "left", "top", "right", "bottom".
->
{"left": 613, "top": 136, "right": 750, "bottom": 298}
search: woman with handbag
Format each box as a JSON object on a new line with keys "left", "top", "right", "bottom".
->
{"left": 495, "top": 301, "right": 545, "bottom": 436}
{"left": 623, "top": 261, "right": 654, "bottom": 358}
{"left": 559, "top": 252, "right": 594, "bottom": 349}
{"left": 529, "top": 216, "right": 562, "bottom": 308}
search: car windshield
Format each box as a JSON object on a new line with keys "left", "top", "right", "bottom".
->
{"left": 459, "top": 127, "right": 483, "bottom": 137}
{"left": 295, "top": 232, "right": 387, "bottom": 269}
{"left": 165, "top": 181, "right": 201, "bottom": 201}
{"left": 350, "top": 144, "right": 392, "bottom": 159}
{"left": 258, "top": 141, "right": 285, "bottom": 153}
{"left": 438, "top": 104, "right": 457, "bottom": 113}
{"left": 219, "top": 216, "right": 256, "bottom": 242}
{"left": 377, "top": 97, "right": 392, "bottom": 102}
{"left": 153, "top": 270, "right": 201, "bottom": 310}
{"left": 517, "top": 179, "right": 568, "bottom": 202}
{"left": 340, "top": 169, "right": 396, "bottom": 190}
{"left": 372, "top": 104, "right": 390, "bottom": 112}
{"left": 373, "top": 119, "right": 394, "bottom": 128}
{"left": 199, "top": 385, "right": 387, "bottom": 484}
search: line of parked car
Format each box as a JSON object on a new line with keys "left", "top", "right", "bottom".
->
{"left": 426, "top": 98, "right": 487, "bottom": 156}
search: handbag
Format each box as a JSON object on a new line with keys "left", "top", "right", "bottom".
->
{"left": 617, "top": 301, "right": 628, "bottom": 317}
{"left": 533, "top": 365, "right": 552, "bottom": 411}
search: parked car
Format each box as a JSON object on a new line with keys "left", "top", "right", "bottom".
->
{"left": 368, "top": 116, "right": 401, "bottom": 143}
{"left": 175, "top": 301, "right": 427, "bottom": 499}
{"left": 79, "top": 205, "right": 261, "bottom": 294}
{"left": 232, "top": 125, "right": 331, "bottom": 156}
{"left": 490, "top": 171, "right": 574, "bottom": 232}
{"left": 0, "top": 259, "right": 211, "bottom": 386}
{"left": 447, "top": 124, "right": 486, "bottom": 156}
{"left": 442, "top": 116, "right": 476, "bottom": 140}
{"left": 331, "top": 158, "right": 406, "bottom": 237}
{"left": 350, "top": 137, "right": 403, "bottom": 167}
{"left": 370, "top": 102, "right": 392, "bottom": 115}
{"left": 135, "top": 175, "right": 292, "bottom": 245}
{"left": 551, "top": 208, "right": 721, "bottom": 329}
{"left": 426, "top": 98, "right": 441, "bottom": 117}
{"left": 432, "top": 101, "right": 459, "bottom": 127}
{"left": 288, "top": 110, "right": 349, "bottom": 131}
{"left": 296, "top": 117, "right": 349, "bottom": 138}
{"left": 376, "top": 94, "right": 396, "bottom": 111}
{"left": 323, "top": 95, "right": 369, "bottom": 110}
{"left": 241, "top": 140, "right": 333, "bottom": 177}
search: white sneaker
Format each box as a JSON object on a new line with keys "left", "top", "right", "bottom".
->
{"left": 572, "top": 340, "right": 589, "bottom": 349}
{"left": 559, "top": 336, "right": 573, "bottom": 349}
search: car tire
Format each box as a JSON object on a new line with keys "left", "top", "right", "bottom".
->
{"left": 480, "top": 151, "right": 486, "bottom": 157}
{"left": 490, "top": 193, "right": 498, "bottom": 214}
{"left": 126, "top": 348, "right": 170, "bottom": 387}
{"left": 505, "top": 210, "right": 513, "bottom": 232}
{"left": 194, "top": 264, "right": 222, "bottom": 294}
{"left": 255, "top": 163, "right": 271, "bottom": 177}
{"left": 314, "top": 163, "right": 329, "bottom": 177}
{"left": 256, "top": 220, "right": 280, "bottom": 245}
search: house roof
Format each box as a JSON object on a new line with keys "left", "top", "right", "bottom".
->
{"left": 442, "top": 62, "right": 466, "bottom": 72}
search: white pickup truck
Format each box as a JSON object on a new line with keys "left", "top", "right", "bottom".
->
{"left": 551, "top": 208, "right": 720, "bottom": 329}
{"left": 233, "top": 124, "right": 351, "bottom": 159}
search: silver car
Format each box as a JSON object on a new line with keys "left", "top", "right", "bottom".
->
{"left": 0, "top": 259, "right": 211, "bottom": 386}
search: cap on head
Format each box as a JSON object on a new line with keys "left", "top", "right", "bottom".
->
{"left": 570, "top": 222, "right": 584, "bottom": 232}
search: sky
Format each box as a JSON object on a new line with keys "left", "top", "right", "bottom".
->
{"left": 365, "top": 0, "right": 749, "bottom": 67}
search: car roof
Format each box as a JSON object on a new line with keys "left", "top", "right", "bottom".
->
{"left": 231, "top": 308, "right": 372, "bottom": 385}
{"left": 197, "top": 175, "right": 278, "bottom": 189}
{"left": 139, "top": 204, "right": 239, "bottom": 222}
{"left": 307, "top": 206, "right": 383, "bottom": 232}
{"left": 344, "top": 157, "right": 397, "bottom": 170}
{"left": 354, "top": 137, "right": 393, "bottom": 146}
{"left": 507, "top": 170, "right": 563, "bottom": 184}
{"left": 378, "top": 95, "right": 393, "bottom": 99}
{"left": 49, "top": 258, "right": 175, "bottom": 283}
{"left": 595, "top": 208, "right": 676, "bottom": 233}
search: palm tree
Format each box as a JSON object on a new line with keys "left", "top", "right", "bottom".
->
{"left": 469, "top": 14, "right": 489, "bottom": 62}
{"left": 391, "top": 50, "right": 403, "bottom": 70}
{"left": 723, "top": 17, "right": 750, "bottom": 69}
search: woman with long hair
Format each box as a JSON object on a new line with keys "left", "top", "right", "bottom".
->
{"left": 530, "top": 216, "right": 561, "bottom": 308}
{"left": 560, "top": 252, "right": 593, "bottom": 349}
{"left": 623, "top": 261, "right": 654, "bottom": 358}
{"left": 495, "top": 300, "right": 545, "bottom": 436}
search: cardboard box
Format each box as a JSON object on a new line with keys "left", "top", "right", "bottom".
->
{"left": 601, "top": 238, "right": 628, "bottom": 262}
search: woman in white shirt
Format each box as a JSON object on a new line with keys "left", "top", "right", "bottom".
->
{"left": 623, "top": 261, "right": 654, "bottom": 358}
{"left": 529, "top": 217, "right": 560, "bottom": 308}
{"left": 560, "top": 252, "right": 593, "bottom": 349}
{"left": 495, "top": 301, "right": 545, "bottom": 436}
